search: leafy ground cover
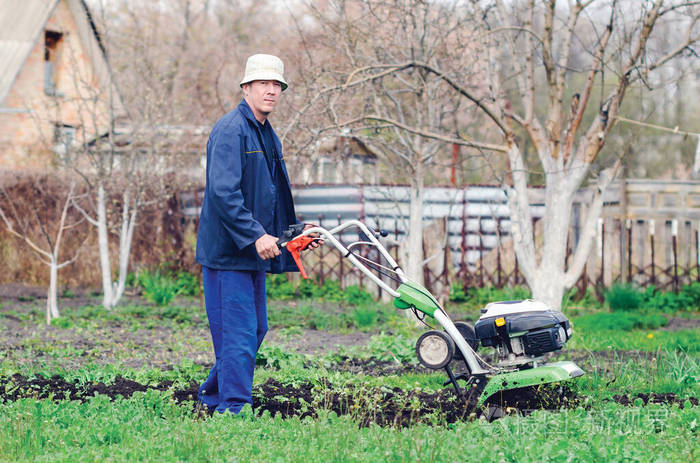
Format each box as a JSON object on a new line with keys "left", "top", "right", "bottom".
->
{"left": 0, "top": 282, "right": 698, "bottom": 462}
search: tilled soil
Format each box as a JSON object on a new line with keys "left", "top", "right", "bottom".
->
{"left": 326, "top": 357, "right": 432, "bottom": 376}
{"left": 2, "top": 374, "right": 696, "bottom": 427}
{"left": 612, "top": 393, "right": 699, "bottom": 407}
{"left": 0, "top": 374, "right": 173, "bottom": 403}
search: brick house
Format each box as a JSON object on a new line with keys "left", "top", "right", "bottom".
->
{"left": 0, "top": 0, "right": 124, "bottom": 169}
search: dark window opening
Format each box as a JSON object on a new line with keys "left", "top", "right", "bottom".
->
{"left": 44, "top": 30, "right": 63, "bottom": 96}
{"left": 54, "top": 123, "right": 75, "bottom": 143}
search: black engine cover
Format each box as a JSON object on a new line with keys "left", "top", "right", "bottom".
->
{"left": 523, "top": 327, "right": 565, "bottom": 355}
{"left": 474, "top": 309, "right": 570, "bottom": 353}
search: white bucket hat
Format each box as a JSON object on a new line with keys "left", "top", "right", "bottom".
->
{"left": 239, "top": 54, "right": 288, "bottom": 91}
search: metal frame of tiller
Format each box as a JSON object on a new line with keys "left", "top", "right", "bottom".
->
{"left": 279, "top": 220, "right": 582, "bottom": 408}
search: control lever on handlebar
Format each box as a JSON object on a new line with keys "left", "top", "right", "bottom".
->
{"left": 277, "top": 223, "right": 306, "bottom": 248}
{"left": 277, "top": 223, "right": 319, "bottom": 279}
{"left": 285, "top": 236, "right": 317, "bottom": 279}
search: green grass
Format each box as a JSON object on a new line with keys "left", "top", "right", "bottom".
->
{"left": 568, "top": 328, "right": 700, "bottom": 352}
{"left": 568, "top": 310, "right": 700, "bottom": 352}
{"left": 266, "top": 300, "right": 403, "bottom": 333}
{"left": 570, "top": 350, "right": 700, "bottom": 398}
{"left": 1, "top": 292, "right": 699, "bottom": 462}
{"left": 572, "top": 311, "right": 668, "bottom": 331}
{"left": 0, "top": 396, "right": 696, "bottom": 462}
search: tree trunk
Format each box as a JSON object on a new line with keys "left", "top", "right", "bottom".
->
{"left": 406, "top": 162, "right": 425, "bottom": 285}
{"left": 46, "top": 258, "right": 60, "bottom": 324}
{"left": 114, "top": 189, "right": 138, "bottom": 304}
{"left": 96, "top": 183, "right": 114, "bottom": 309}
{"left": 530, "top": 275, "right": 566, "bottom": 310}
{"left": 531, "top": 175, "right": 575, "bottom": 309}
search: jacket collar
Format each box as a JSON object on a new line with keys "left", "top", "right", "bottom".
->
{"left": 237, "top": 99, "right": 270, "bottom": 129}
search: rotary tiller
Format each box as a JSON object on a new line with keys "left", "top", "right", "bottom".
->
{"left": 279, "top": 220, "right": 584, "bottom": 412}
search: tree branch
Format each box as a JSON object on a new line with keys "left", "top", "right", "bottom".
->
{"left": 334, "top": 115, "right": 509, "bottom": 152}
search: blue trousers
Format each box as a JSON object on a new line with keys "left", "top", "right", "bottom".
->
{"left": 197, "top": 267, "right": 268, "bottom": 413}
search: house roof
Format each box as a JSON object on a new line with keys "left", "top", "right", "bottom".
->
{"left": 0, "top": 0, "right": 58, "bottom": 105}
{"left": 0, "top": 0, "right": 123, "bottom": 114}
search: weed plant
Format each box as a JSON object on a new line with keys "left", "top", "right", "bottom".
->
{"left": 364, "top": 333, "right": 416, "bottom": 364}
{"left": 605, "top": 282, "right": 700, "bottom": 312}
{"left": 605, "top": 284, "right": 643, "bottom": 311}
{"left": 131, "top": 268, "right": 201, "bottom": 307}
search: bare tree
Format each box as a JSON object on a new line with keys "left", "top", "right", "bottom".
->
{"left": 306, "top": 0, "right": 699, "bottom": 307}
{"left": 0, "top": 174, "right": 86, "bottom": 324}
{"left": 297, "top": 0, "right": 488, "bottom": 283}
{"left": 50, "top": 0, "right": 198, "bottom": 309}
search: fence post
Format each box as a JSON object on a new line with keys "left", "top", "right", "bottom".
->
{"left": 598, "top": 218, "right": 605, "bottom": 287}
{"left": 496, "top": 217, "right": 502, "bottom": 288}
{"left": 394, "top": 218, "right": 400, "bottom": 271}
{"left": 565, "top": 230, "right": 570, "bottom": 274}
{"left": 650, "top": 219, "right": 656, "bottom": 286}
{"left": 460, "top": 194, "right": 467, "bottom": 288}
{"left": 627, "top": 219, "right": 632, "bottom": 284}
{"left": 443, "top": 232, "right": 450, "bottom": 295}
{"left": 337, "top": 214, "right": 343, "bottom": 290}
{"left": 422, "top": 238, "right": 430, "bottom": 291}
{"left": 672, "top": 219, "right": 679, "bottom": 293}
{"left": 696, "top": 221, "right": 700, "bottom": 283}
{"left": 318, "top": 214, "right": 324, "bottom": 286}
{"left": 478, "top": 216, "right": 484, "bottom": 287}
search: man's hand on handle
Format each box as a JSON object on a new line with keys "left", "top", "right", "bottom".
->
{"left": 255, "top": 233, "right": 281, "bottom": 260}
{"left": 303, "top": 223, "right": 321, "bottom": 250}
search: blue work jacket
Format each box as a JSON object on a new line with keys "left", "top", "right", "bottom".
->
{"left": 195, "top": 99, "right": 300, "bottom": 273}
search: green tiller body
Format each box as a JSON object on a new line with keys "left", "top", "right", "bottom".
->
{"left": 279, "top": 220, "right": 584, "bottom": 411}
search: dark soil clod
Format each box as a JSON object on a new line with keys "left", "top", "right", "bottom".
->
{"left": 612, "top": 392, "right": 699, "bottom": 408}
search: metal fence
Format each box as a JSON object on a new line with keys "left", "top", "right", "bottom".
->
{"left": 178, "top": 180, "right": 700, "bottom": 298}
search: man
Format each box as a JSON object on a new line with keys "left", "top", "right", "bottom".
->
{"left": 195, "top": 54, "right": 313, "bottom": 414}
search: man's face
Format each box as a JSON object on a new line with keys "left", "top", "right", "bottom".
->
{"left": 243, "top": 80, "right": 283, "bottom": 122}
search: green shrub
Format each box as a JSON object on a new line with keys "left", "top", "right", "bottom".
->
{"left": 266, "top": 274, "right": 296, "bottom": 301}
{"left": 341, "top": 285, "right": 373, "bottom": 306}
{"left": 49, "top": 317, "right": 74, "bottom": 329}
{"left": 296, "top": 278, "right": 320, "bottom": 299}
{"left": 315, "top": 279, "right": 344, "bottom": 302}
{"left": 125, "top": 271, "right": 139, "bottom": 289}
{"left": 679, "top": 282, "right": 700, "bottom": 310}
{"left": 448, "top": 282, "right": 468, "bottom": 303}
{"left": 138, "top": 270, "right": 178, "bottom": 307}
{"left": 605, "top": 284, "right": 642, "bottom": 311}
{"left": 174, "top": 271, "right": 201, "bottom": 296}
{"left": 352, "top": 307, "right": 377, "bottom": 327}
{"left": 639, "top": 285, "right": 696, "bottom": 312}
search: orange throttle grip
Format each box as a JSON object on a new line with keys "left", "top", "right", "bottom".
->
{"left": 285, "top": 236, "right": 316, "bottom": 279}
